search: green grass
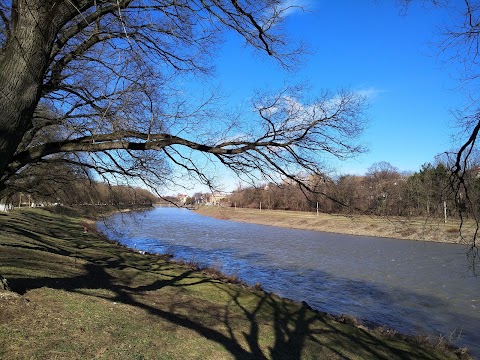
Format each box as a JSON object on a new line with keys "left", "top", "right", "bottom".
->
{"left": 0, "top": 208, "right": 469, "bottom": 359}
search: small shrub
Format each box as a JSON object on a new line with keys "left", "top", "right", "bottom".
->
{"left": 225, "top": 273, "right": 240, "bottom": 284}
{"left": 338, "top": 314, "right": 361, "bottom": 327}
{"left": 202, "top": 267, "right": 224, "bottom": 278}
{"left": 446, "top": 227, "right": 458, "bottom": 234}
{"left": 251, "top": 282, "right": 263, "bottom": 292}
{"left": 372, "top": 326, "right": 398, "bottom": 338}
{"left": 399, "top": 228, "right": 416, "bottom": 237}
{"left": 177, "top": 257, "right": 201, "bottom": 271}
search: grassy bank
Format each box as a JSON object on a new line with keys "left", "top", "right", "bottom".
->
{"left": 0, "top": 208, "right": 469, "bottom": 359}
{"left": 195, "top": 206, "right": 476, "bottom": 244}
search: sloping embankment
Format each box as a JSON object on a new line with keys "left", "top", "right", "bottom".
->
{"left": 0, "top": 208, "right": 470, "bottom": 359}
{"left": 195, "top": 206, "right": 473, "bottom": 244}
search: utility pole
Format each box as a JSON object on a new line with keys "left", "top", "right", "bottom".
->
{"left": 444, "top": 201, "right": 447, "bottom": 224}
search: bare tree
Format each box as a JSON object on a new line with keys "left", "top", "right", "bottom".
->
{"left": 399, "top": 0, "right": 480, "bottom": 271}
{"left": 434, "top": 0, "right": 480, "bottom": 270}
{"left": 0, "top": 0, "right": 366, "bottom": 198}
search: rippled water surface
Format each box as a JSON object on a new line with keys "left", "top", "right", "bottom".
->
{"left": 98, "top": 206, "right": 480, "bottom": 356}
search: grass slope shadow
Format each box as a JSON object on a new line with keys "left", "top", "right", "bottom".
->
{"left": 0, "top": 208, "right": 467, "bottom": 360}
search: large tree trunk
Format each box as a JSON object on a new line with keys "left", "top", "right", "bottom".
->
{"left": 0, "top": 1, "right": 57, "bottom": 178}
{"left": 0, "top": 0, "right": 93, "bottom": 182}
{"left": 0, "top": 0, "right": 59, "bottom": 290}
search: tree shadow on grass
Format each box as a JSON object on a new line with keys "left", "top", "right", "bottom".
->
{"left": 6, "top": 260, "right": 449, "bottom": 360}
{"left": 1, "top": 210, "right": 458, "bottom": 360}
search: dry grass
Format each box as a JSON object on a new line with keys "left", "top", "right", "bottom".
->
{"left": 0, "top": 208, "right": 470, "bottom": 359}
{"left": 196, "top": 206, "right": 476, "bottom": 244}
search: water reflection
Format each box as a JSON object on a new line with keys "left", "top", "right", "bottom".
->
{"left": 98, "top": 207, "right": 480, "bottom": 356}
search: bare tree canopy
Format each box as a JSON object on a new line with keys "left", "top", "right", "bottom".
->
{"left": 396, "top": 1, "right": 480, "bottom": 266}
{"left": 0, "top": 0, "right": 367, "bottom": 196}
{"left": 401, "top": 1, "right": 480, "bottom": 174}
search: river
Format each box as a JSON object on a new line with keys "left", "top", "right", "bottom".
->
{"left": 98, "top": 206, "right": 480, "bottom": 357}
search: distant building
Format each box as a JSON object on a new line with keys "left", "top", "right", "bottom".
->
{"left": 177, "top": 193, "right": 188, "bottom": 203}
{"left": 208, "top": 192, "right": 228, "bottom": 206}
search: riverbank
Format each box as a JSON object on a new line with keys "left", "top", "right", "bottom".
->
{"left": 0, "top": 208, "right": 470, "bottom": 359}
{"left": 195, "top": 206, "right": 474, "bottom": 244}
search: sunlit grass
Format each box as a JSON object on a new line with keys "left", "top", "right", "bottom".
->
{"left": 0, "top": 208, "right": 468, "bottom": 359}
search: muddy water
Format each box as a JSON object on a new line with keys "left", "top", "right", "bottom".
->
{"left": 98, "top": 207, "right": 480, "bottom": 356}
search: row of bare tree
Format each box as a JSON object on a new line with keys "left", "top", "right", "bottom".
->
{"left": 1, "top": 161, "right": 157, "bottom": 208}
{"left": 227, "top": 161, "right": 480, "bottom": 220}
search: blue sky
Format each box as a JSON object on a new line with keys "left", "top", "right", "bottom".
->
{"left": 214, "top": 1, "right": 463, "bottom": 173}
{"left": 169, "top": 1, "right": 468, "bottom": 194}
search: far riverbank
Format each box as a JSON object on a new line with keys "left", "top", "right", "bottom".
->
{"left": 195, "top": 206, "right": 474, "bottom": 244}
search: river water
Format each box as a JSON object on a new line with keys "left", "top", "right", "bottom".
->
{"left": 98, "top": 206, "right": 480, "bottom": 356}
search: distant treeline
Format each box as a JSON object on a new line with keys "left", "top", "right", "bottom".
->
{"left": 5, "top": 180, "right": 158, "bottom": 208}
{"left": 227, "top": 161, "right": 480, "bottom": 219}
{"left": 1, "top": 162, "right": 158, "bottom": 208}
